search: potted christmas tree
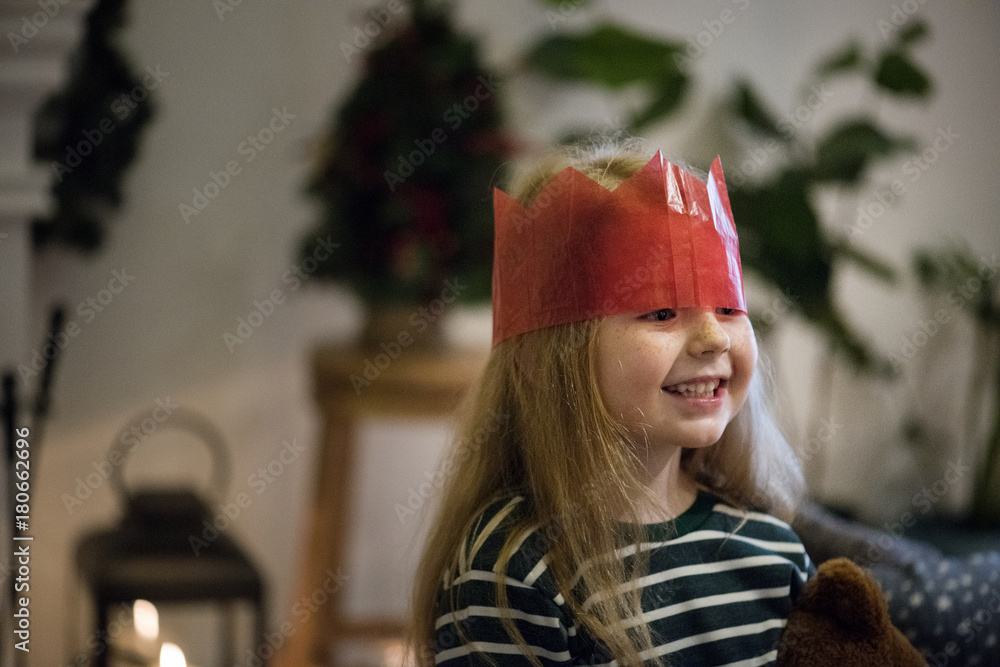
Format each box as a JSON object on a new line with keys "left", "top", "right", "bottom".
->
{"left": 303, "top": 0, "right": 511, "bottom": 347}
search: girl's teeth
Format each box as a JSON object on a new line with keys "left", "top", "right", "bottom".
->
{"left": 665, "top": 380, "right": 719, "bottom": 397}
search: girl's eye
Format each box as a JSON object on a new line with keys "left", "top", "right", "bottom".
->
{"left": 642, "top": 308, "right": 676, "bottom": 322}
{"left": 716, "top": 307, "right": 739, "bottom": 316}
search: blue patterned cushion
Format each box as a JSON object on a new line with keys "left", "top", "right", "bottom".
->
{"left": 793, "top": 502, "right": 1000, "bottom": 666}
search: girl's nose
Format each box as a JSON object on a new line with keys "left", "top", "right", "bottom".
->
{"left": 686, "top": 310, "right": 730, "bottom": 357}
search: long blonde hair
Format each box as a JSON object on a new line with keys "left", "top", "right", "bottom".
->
{"left": 409, "top": 139, "right": 805, "bottom": 667}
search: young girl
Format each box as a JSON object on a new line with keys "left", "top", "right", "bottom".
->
{"left": 409, "top": 140, "right": 812, "bottom": 667}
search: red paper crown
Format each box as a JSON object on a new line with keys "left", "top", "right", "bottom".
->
{"left": 491, "top": 152, "right": 746, "bottom": 345}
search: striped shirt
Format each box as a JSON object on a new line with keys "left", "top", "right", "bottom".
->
{"left": 433, "top": 490, "right": 814, "bottom": 667}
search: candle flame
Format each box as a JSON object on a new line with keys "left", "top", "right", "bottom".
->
{"left": 382, "top": 639, "right": 407, "bottom": 666}
{"left": 159, "top": 642, "right": 187, "bottom": 667}
{"left": 133, "top": 599, "right": 159, "bottom": 640}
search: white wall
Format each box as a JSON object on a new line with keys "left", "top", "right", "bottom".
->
{"left": 16, "top": 0, "right": 999, "bottom": 664}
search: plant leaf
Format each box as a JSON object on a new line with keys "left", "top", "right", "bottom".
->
{"left": 729, "top": 170, "right": 829, "bottom": 306}
{"left": 874, "top": 49, "right": 932, "bottom": 98}
{"left": 898, "top": 19, "right": 929, "bottom": 45}
{"left": 526, "top": 24, "right": 683, "bottom": 89}
{"left": 808, "top": 303, "right": 897, "bottom": 377}
{"left": 731, "top": 80, "right": 786, "bottom": 140}
{"left": 816, "top": 41, "right": 863, "bottom": 79}
{"left": 731, "top": 169, "right": 896, "bottom": 376}
{"left": 831, "top": 240, "right": 897, "bottom": 282}
{"left": 813, "top": 119, "right": 916, "bottom": 183}
{"left": 629, "top": 69, "right": 689, "bottom": 132}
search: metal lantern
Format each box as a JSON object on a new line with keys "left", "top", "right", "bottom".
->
{"left": 74, "top": 408, "right": 267, "bottom": 667}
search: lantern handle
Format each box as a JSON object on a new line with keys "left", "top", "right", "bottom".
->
{"left": 107, "top": 407, "right": 232, "bottom": 506}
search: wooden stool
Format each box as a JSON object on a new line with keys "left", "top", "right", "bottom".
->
{"left": 275, "top": 344, "right": 487, "bottom": 667}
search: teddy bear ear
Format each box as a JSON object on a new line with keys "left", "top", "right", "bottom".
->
{"left": 798, "top": 557, "right": 889, "bottom": 637}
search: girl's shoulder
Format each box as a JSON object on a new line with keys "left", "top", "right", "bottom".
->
{"left": 694, "top": 490, "right": 816, "bottom": 576}
{"left": 467, "top": 494, "right": 528, "bottom": 542}
{"left": 452, "top": 495, "right": 556, "bottom": 587}
{"left": 704, "top": 492, "right": 800, "bottom": 534}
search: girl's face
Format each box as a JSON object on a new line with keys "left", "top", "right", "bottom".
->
{"left": 595, "top": 307, "right": 757, "bottom": 451}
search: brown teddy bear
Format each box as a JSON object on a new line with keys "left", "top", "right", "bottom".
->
{"left": 777, "top": 557, "right": 927, "bottom": 666}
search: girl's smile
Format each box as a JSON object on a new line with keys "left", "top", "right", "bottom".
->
{"left": 662, "top": 375, "right": 729, "bottom": 415}
{"left": 596, "top": 306, "right": 757, "bottom": 451}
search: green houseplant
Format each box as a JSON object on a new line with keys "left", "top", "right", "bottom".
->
{"left": 906, "top": 246, "right": 1000, "bottom": 527}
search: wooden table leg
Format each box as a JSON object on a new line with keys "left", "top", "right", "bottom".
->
{"left": 273, "top": 407, "right": 355, "bottom": 667}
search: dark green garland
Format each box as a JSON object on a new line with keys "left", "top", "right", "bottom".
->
{"left": 32, "top": 0, "right": 155, "bottom": 252}
{"left": 303, "top": 0, "right": 510, "bottom": 305}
